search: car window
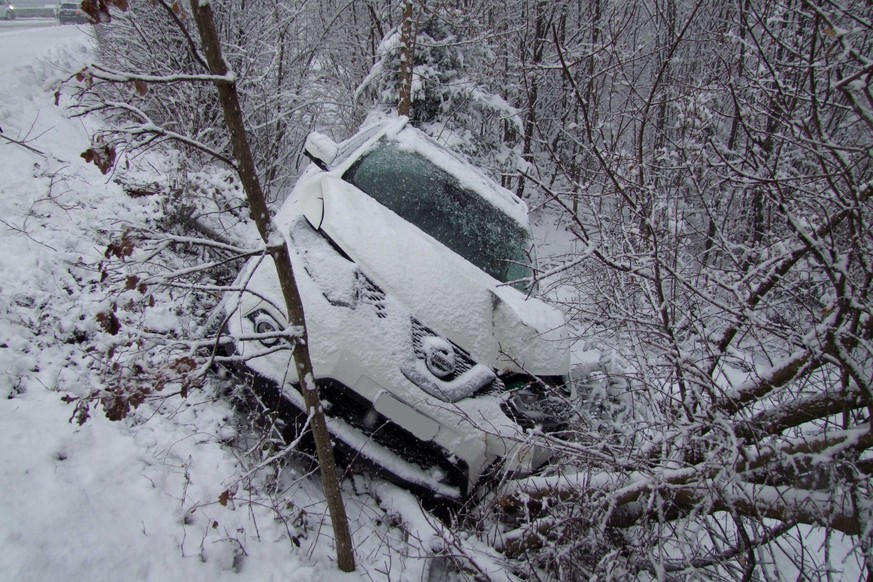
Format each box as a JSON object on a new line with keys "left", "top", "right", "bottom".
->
{"left": 343, "top": 142, "right": 533, "bottom": 287}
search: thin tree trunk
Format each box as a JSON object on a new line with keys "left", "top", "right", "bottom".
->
{"left": 398, "top": 0, "right": 415, "bottom": 116}
{"left": 515, "top": 0, "right": 549, "bottom": 199}
{"left": 189, "top": 0, "right": 356, "bottom": 572}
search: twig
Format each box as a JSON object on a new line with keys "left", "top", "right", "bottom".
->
{"left": 0, "top": 132, "right": 47, "bottom": 156}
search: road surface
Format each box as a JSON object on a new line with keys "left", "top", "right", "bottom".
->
{"left": 0, "top": 16, "right": 66, "bottom": 34}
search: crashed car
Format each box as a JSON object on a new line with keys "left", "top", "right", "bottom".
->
{"left": 223, "top": 118, "right": 571, "bottom": 497}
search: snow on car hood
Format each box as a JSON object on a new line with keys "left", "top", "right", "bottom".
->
{"left": 314, "top": 175, "right": 570, "bottom": 375}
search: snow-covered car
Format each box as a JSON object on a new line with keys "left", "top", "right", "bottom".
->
{"left": 223, "top": 118, "right": 572, "bottom": 497}
{"left": 57, "top": 2, "right": 87, "bottom": 24}
{"left": 1, "top": 0, "right": 14, "bottom": 20}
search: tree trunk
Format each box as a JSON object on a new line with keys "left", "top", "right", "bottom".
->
{"left": 189, "top": 0, "right": 356, "bottom": 572}
{"left": 515, "top": 0, "right": 549, "bottom": 199}
{"left": 397, "top": 0, "right": 415, "bottom": 117}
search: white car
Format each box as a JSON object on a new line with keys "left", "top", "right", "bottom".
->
{"left": 1, "top": 0, "right": 15, "bottom": 20}
{"left": 224, "top": 118, "right": 571, "bottom": 497}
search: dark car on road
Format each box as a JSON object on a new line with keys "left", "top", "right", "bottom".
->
{"left": 57, "top": 2, "right": 87, "bottom": 24}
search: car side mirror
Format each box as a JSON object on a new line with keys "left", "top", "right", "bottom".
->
{"left": 303, "top": 132, "right": 338, "bottom": 170}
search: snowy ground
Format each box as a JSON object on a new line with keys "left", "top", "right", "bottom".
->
{"left": 0, "top": 22, "right": 473, "bottom": 582}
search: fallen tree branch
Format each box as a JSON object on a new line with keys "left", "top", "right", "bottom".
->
{"left": 0, "top": 132, "right": 46, "bottom": 156}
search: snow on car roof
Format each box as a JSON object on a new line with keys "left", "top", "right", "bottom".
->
{"left": 329, "top": 117, "right": 405, "bottom": 168}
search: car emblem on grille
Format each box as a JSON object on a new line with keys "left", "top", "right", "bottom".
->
{"left": 422, "top": 336, "right": 456, "bottom": 378}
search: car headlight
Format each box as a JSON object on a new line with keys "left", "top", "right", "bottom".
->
{"left": 245, "top": 310, "right": 289, "bottom": 348}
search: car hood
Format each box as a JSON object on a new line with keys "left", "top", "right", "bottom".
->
{"left": 310, "top": 175, "right": 570, "bottom": 375}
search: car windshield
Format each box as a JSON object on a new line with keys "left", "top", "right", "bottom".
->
{"left": 343, "top": 141, "right": 533, "bottom": 286}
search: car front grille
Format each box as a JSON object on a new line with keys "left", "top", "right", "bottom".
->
{"left": 355, "top": 272, "right": 387, "bottom": 318}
